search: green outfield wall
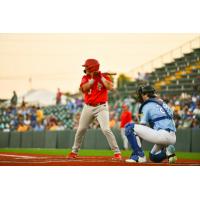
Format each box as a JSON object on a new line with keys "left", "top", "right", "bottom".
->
{"left": 0, "top": 128, "right": 200, "bottom": 152}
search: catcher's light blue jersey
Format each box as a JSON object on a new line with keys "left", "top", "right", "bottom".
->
{"left": 140, "top": 101, "right": 176, "bottom": 132}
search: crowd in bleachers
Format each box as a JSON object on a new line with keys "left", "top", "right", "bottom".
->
{"left": 0, "top": 98, "right": 84, "bottom": 133}
{"left": 0, "top": 92, "right": 200, "bottom": 133}
{"left": 109, "top": 93, "right": 200, "bottom": 129}
{"left": 164, "top": 94, "right": 200, "bottom": 129}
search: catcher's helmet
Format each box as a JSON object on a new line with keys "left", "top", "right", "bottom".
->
{"left": 82, "top": 59, "right": 100, "bottom": 73}
{"left": 137, "top": 85, "right": 156, "bottom": 103}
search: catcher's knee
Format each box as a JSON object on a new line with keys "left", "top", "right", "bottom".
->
{"left": 149, "top": 151, "right": 167, "bottom": 163}
{"left": 125, "top": 123, "right": 135, "bottom": 137}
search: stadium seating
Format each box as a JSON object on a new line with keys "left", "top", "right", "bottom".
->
{"left": 43, "top": 104, "right": 78, "bottom": 129}
{"left": 117, "top": 47, "right": 200, "bottom": 96}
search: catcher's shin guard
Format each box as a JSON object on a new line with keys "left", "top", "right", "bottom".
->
{"left": 125, "top": 123, "right": 144, "bottom": 155}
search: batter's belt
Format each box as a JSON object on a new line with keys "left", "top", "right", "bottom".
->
{"left": 86, "top": 102, "right": 106, "bottom": 107}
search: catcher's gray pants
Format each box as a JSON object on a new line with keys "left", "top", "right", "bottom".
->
{"left": 72, "top": 103, "right": 120, "bottom": 153}
{"left": 134, "top": 124, "right": 176, "bottom": 154}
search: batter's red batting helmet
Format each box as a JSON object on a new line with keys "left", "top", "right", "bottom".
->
{"left": 82, "top": 59, "right": 100, "bottom": 73}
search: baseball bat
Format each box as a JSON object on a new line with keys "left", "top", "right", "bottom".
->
{"left": 102, "top": 72, "right": 117, "bottom": 76}
{"left": 83, "top": 70, "right": 117, "bottom": 76}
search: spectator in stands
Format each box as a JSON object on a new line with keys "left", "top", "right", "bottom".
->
{"left": 75, "top": 97, "right": 83, "bottom": 109}
{"left": 48, "top": 114, "right": 57, "bottom": 124}
{"left": 10, "top": 106, "right": 17, "bottom": 116}
{"left": 36, "top": 106, "right": 44, "bottom": 123}
{"left": 193, "top": 101, "right": 200, "bottom": 127}
{"left": 10, "top": 91, "right": 18, "bottom": 106}
{"left": 30, "top": 106, "right": 37, "bottom": 129}
{"left": 188, "top": 97, "right": 196, "bottom": 112}
{"left": 17, "top": 120, "right": 30, "bottom": 132}
{"left": 56, "top": 88, "right": 63, "bottom": 105}
{"left": 191, "top": 118, "right": 200, "bottom": 128}
{"left": 65, "top": 99, "right": 75, "bottom": 113}
{"left": 124, "top": 95, "right": 135, "bottom": 112}
{"left": 18, "top": 104, "right": 28, "bottom": 118}
{"left": 175, "top": 101, "right": 181, "bottom": 112}
{"left": 57, "top": 121, "right": 66, "bottom": 131}
{"left": 24, "top": 114, "right": 31, "bottom": 128}
{"left": 34, "top": 120, "right": 45, "bottom": 132}
{"left": 120, "top": 104, "right": 133, "bottom": 150}
{"left": 179, "top": 106, "right": 193, "bottom": 128}
{"left": 173, "top": 110, "right": 182, "bottom": 128}
{"left": 193, "top": 101, "right": 200, "bottom": 115}
{"left": 48, "top": 121, "right": 58, "bottom": 131}
{"left": 21, "top": 97, "right": 26, "bottom": 107}
{"left": 0, "top": 119, "right": 4, "bottom": 131}
{"left": 2, "top": 123, "right": 10, "bottom": 132}
{"left": 10, "top": 114, "right": 19, "bottom": 131}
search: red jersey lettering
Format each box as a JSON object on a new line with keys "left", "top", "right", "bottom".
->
{"left": 80, "top": 74, "right": 111, "bottom": 104}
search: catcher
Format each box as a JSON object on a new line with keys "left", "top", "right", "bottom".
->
{"left": 125, "top": 85, "right": 177, "bottom": 164}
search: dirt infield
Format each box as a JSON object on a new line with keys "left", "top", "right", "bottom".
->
{"left": 0, "top": 152, "right": 199, "bottom": 166}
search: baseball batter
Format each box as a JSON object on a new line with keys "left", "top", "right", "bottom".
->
{"left": 125, "top": 85, "right": 177, "bottom": 164}
{"left": 67, "top": 59, "right": 121, "bottom": 160}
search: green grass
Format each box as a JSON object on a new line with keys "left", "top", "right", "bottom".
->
{"left": 0, "top": 148, "right": 200, "bottom": 160}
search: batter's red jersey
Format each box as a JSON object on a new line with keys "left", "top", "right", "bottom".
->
{"left": 120, "top": 111, "right": 133, "bottom": 128}
{"left": 80, "top": 73, "right": 111, "bottom": 104}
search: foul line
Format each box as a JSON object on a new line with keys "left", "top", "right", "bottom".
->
{"left": 0, "top": 154, "right": 45, "bottom": 159}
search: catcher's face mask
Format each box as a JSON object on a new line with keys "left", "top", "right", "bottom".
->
{"left": 137, "top": 85, "right": 156, "bottom": 103}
